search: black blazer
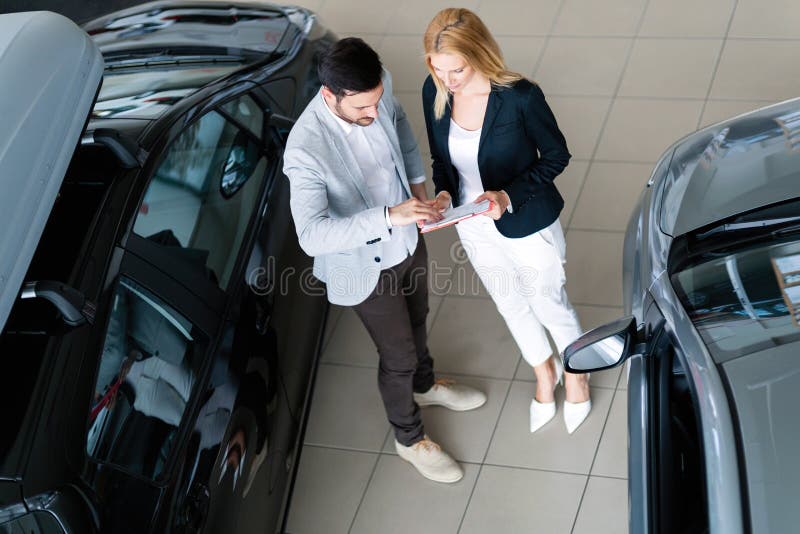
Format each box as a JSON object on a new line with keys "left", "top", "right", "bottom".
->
{"left": 422, "top": 75, "right": 571, "bottom": 238}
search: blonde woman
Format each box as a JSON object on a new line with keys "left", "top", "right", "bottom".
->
{"left": 421, "top": 8, "right": 590, "bottom": 433}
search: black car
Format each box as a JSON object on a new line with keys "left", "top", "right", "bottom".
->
{"left": 0, "top": 3, "right": 334, "bottom": 532}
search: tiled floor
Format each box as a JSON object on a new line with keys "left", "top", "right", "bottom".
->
{"left": 285, "top": 0, "right": 798, "bottom": 532}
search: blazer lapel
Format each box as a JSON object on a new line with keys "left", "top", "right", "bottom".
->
{"left": 376, "top": 106, "right": 412, "bottom": 198}
{"left": 478, "top": 88, "right": 503, "bottom": 156}
{"left": 312, "top": 94, "right": 374, "bottom": 208}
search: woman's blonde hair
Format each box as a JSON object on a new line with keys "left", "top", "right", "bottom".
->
{"left": 423, "top": 8, "right": 523, "bottom": 120}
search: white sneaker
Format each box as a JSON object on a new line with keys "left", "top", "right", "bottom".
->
{"left": 414, "top": 378, "right": 487, "bottom": 411}
{"left": 395, "top": 436, "right": 463, "bottom": 483}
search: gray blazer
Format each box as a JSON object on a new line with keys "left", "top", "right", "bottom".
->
{"left": 283, "top": 71, "right": 426, "bottom": 306}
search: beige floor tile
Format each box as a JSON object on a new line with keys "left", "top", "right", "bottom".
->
{"left": 618, "top": 39, "right": 722, "bottom": 98}
{"left": 575, "top": 304, "right": 626, "bottom": 330}
{"left": 460, "top": 466, "right": 585, "bottom": 534}
{"left": 321, "top": 307, "right": 377, "bottom": 367}
{"left": 287, "top": 446, "right": 378, "bottom": 534}
{"left": 495, "top": 36, "right": 547, "bottom": 77}
{"left": 287, "top": 0, "right": 326, "bottom": 11}
{"left": 710, "top": 40, "right": 800, "bottom": 101}
{"left": 351, "top": 456, "right": 479, "bottom": 534}
{"left": 385, "top": 0, "right": 480, "bottom": 35}
{"left": 304, "top": 364, "right": 390, "bottom": 451}
{"left": 595, "top": 98, "right": 703, "bottom": 162}
{"left": 477, "top": 0, "right": 562, "bottom": 35}
{"left": 699, "top": 99, "right": 778, "bottom": 128}
{"left": 379, "top": 35, "right": 429, "bottom": 92}
{"left": 565, "top": 230, "right": 625, "bottom": 307}
{"left": 553, "top": 0, "right": 646, "bottom": 36}
{"left": 570, "top": 161, "right": 652, "bottom": 231}
{"left": 427, "top": 297, "right": 520, "bottom": 379}
{"left": 729, "top": 0, "right": 800, "bottom": 38}
{"left": 316, "top": 0, "right": 398, "bottom": 34}
{"left": 617, "top": 361, "right": 629, "bottom": 390}
{"left": 557, "top": 160, "right": 590, "bottom": 225}
{"left": 573, "top": 476, "right": 629, "bottom": 534}
{"left": 638, "top": 0, "right": 735, "bottom": 37}
{"left": 382, "top": 376, "right": 512, "bottom": 463}
{"left": 548, "top": 96, "right": 612, "bottom": 159}
{"left": 323, "top": 296, "right": 444, "bottom": 367}
{"left": 592, "top": 390, "right": 628, "bottom": 478}
{"left": 348, "top": 32, "right": 385, "bottom": 51}
{"left": 485, "top": 382, "right": 613, "bottom": 473}
{"left": 423, "top": 225, "right": 460, "bottom": 271}
{"left": 535, "top": 37, "right": 632, "bottom": 96}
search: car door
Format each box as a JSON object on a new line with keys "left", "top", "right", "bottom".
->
{"left": 116, "top": 89, "right": 302, "bottom": 533}
{"left": 631, "top": 299, "right": 709, "bottom": 534}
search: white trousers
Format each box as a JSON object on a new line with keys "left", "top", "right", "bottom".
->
{"left": 456, "top": 216, "right": 583, "bottom": 368}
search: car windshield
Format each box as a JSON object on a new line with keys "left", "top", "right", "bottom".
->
{"left": 672, "top": 231, "right": 800, "bottom": 364}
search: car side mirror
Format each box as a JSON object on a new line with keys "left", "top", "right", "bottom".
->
{"left": 563, "top": 316, "right": 638, "bottom": 373}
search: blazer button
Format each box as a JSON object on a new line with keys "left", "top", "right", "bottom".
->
{"left": 374, "top": 257, "right": 381, "bottom": 263}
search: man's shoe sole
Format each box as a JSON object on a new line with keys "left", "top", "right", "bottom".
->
{"left": 414, "top": 396, "right": 487, "bottom": 411}
{"left": 398, "top": 456, "right": 464, "bottom": 483}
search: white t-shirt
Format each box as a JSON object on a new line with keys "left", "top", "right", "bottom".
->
{"left": 448, "top": 119, "right": 484, "bottom": 205}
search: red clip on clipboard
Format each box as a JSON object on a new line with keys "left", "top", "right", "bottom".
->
{"left": 420, "top": 199, "right": 493, "bottom": 233}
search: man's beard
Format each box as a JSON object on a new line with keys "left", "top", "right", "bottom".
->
{"left": 335, "top": 102, "right": 374, "bottom": 126}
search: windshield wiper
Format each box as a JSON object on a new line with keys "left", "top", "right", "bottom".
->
{"left": 696, "top": 216, "right": 800, "bottom": 240}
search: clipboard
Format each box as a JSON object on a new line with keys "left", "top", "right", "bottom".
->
{"left": 420, "top": 199, "right": 493, "bottom": 233}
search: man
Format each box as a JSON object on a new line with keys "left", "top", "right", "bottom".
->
{"left": 283, "top": 38, "right": 485, "bottom": 483}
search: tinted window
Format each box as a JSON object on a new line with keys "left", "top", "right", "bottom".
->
{"left": 87, "top": 277, "right": 206, "bottom": 480}
{"left": 0, "top": 511, "right": 64, "bottom": 533}
{"left": 133, "top": 99, "right": 269, "bottom": 289}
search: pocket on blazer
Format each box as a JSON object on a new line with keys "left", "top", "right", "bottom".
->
{"left": 493, "top": 120, "right": 519, "bottom": 135}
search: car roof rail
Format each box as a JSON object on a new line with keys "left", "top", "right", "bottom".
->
{"left": 81, "top": 128, "right": 142, "bottom": 169}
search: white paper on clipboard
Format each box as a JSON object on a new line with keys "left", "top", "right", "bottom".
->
{"left": 420, "top": 199, "right": 492, "bottom": 233}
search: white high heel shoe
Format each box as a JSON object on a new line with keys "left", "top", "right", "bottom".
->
{"left": 530, "top": 355, "right": 564, "bottom": 433}
{"left": 563, "top": 374, "right": 591, "bottom": 434}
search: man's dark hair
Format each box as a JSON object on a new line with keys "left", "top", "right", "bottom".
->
{"left": 317, "top": 37, "right": 383, "bottom": 99}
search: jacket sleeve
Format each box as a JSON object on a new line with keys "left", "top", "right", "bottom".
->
{"left": 421, "top": 77, "right": 455, "bottom": 199}
{"left": 503, "top": 83, "right": 571, "bottom": 211}
{"left": 283, "top": 142, "right": 391, "bottom": 257}
{"left": 393, "top": 96, "right": 425, "bottom": 182}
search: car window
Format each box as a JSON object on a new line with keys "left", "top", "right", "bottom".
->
{"left": 221, "top": 94, "right": 263, "bottom": 139}
{"left": 86, "top": 276, "right": 207, "bottom": 480}
{"left": 652, "top": 333, "right": 708, "bottom": 533}
{"left": 133, "top": 97, "right": 269, "bottom": 290}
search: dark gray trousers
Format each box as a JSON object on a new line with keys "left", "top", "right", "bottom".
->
{"left": 352, "top": 237, "right": 435, "bottom": 447}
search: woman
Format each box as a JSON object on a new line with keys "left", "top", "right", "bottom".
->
{"left": 421, "top": 8, "right": 590, "bottom": 433}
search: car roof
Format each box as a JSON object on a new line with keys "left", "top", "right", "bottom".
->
{"left": 658, "top": 97, "right": 800, "bottom": 237}
{"left": 0, "top": 11, "right": 103, "bottom": 331}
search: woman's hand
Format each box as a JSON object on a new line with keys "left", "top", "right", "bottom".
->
{"left": 475, "top": 190, "right": 511, "bottom": 220}
{"left": 417, "top": 191, "right": 452, "bottom": 228}
{"left": 431, "top": 191, "right": 452, "bottom": 212}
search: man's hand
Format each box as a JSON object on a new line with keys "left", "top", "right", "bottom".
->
{"left": 389, "top": 197, "right": 444, "bottom": 227}
{"left": 475, "top": 190, "right": 511, "bottom": 220}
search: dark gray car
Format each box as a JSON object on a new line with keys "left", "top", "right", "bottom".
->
{"left": 564, "top": 99, "right": 800, "bottom": 534}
